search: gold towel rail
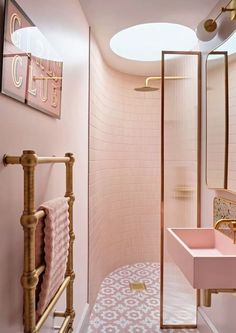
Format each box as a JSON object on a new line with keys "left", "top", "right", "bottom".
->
{"left": 35, "top": 198, "right": 70, "bottom": 223}
{"left": 58, "top": 316, "right": 71, "bottom": 333}
{"left": 35, "top": 265, "right": 45, "bottom": 277}
{"left": 35, "top": 210, "right": 46, "bottom": 220}
{"left": 54, "top": 311, "right": 67, "bottom": 318}
{"left": 3, "top": 150, "right": 75, "bottom": 333}
{"left": 3, "top": 153, "right": 70, "bottom": 165}
{"left": 35, "top": 277, "right": 70, "bottom": 332}
{"left": 37, "top": 156, "right": 70, "bottom": 164}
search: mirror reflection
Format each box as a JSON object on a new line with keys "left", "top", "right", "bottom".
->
{"left": 206, "top": 31, "right": 236, "bottom": 191}
{"left": 206, "top": 52, "right": 228, "bottom": 189}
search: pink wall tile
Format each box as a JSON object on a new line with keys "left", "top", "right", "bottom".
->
{"left": 89, "top": 36, "right": 161, "bottom": 304}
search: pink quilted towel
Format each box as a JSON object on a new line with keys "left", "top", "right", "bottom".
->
{"left": 35, "top": 197, "right": 70, "bottom": 318}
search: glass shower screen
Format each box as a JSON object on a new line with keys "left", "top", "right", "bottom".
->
{"left": 160, "top": 51, "right": 201, "bottom": 329}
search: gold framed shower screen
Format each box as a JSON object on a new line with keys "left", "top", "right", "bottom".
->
{"left": 160, "top": 51, "right": 201, "bottom": 329}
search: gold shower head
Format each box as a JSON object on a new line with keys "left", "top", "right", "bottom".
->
{"left": 134, "top": 75, "right": 187, "bottom": 92}
{"left": 134, "top": 86, "right": 159, "bottom": 92}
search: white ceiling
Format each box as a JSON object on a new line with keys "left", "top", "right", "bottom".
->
{"left": 80, "top": 0, "right": 220, "bottom": 76}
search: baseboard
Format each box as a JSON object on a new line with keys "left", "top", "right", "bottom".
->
{"left": 75, "top": 303, "right": 90, "bottom": 333}
{"left": 198, "top": 308, "right": 219, "bottom": 333}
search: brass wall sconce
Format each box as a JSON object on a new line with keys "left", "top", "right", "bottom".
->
{"left": 134, "top": 76, "right": 187, "bottom": 92}
{"left": 196, "top": 0, "right": 236, "bottom": 41}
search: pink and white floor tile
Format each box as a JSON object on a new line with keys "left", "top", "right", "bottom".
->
{"left": 87, "top": 263, "right": 199, "bottom": 333}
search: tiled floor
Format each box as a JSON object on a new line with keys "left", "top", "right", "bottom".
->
{"left": 88, "top": 263, "right": 199, "bottom": 333}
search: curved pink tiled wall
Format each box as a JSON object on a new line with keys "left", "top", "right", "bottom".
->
{"left": 89, "top": 37, "right": 160, "bottom": 303}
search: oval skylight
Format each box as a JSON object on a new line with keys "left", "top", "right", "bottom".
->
{"left": 110, "top": 23, "right": 198, "bottom": 61}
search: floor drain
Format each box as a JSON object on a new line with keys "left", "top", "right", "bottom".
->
{"left": 129, "top": 281, "right": 146, "bottom": 291}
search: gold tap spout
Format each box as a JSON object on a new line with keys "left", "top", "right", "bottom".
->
{"left": 214, "top": 218, "right": 236, "bottom": 243}
{"left": 214, "top": 218, "right": 236, "bottom": 229}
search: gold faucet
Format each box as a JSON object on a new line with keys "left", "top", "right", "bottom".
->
{"left": 201, "top": 218, "right": 236, "bottom": 307}
{"left": 214, "top": 218, "right": 236, "bottom": 243}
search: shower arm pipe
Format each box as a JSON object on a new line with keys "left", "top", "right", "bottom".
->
{"left": 145, "top": 76, "right": 187, "bottom": 87}
{"left": 145, "top": 77, "right": 160, "bottom": 87}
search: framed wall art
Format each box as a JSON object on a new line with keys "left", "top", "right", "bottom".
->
{"left": 1, "top": 0, "right": 63, "bottom": 118}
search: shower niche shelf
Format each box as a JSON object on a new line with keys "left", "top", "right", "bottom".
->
{"left": 173, "top": 186, "right": 195, "bottom": 199}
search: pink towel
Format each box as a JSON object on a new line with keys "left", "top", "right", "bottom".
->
{"left": 35, "top": 197, "right": 70, "bottom": 318}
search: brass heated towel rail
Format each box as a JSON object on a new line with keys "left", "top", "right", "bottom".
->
{"left": 3, "top": 150, "right": 75, "bottom": 333}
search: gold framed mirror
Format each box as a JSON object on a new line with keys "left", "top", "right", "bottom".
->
{"left": 206, "top": 51, "right": 228, "bottom": 189}
{"left": 206, "top": 30, "right": 236, "bottom": 192}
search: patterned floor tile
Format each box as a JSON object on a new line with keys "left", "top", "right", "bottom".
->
{"left": 88, "top": 263, "right": 199, "bottom": 333}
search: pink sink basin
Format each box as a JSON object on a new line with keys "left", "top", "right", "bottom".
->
{"left": 167, "top": 228, "right": 236, "bottom": 289}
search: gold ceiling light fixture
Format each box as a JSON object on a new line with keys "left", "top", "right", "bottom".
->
{"left": 134, "top": 76, "right": 187, "bottom": 92}
{"left": 196, "top": 0, "right": 236, "bottom": 41}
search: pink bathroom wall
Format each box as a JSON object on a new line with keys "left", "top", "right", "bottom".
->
{"left": 0, "top": 0, "right": 89, "bottom": 332}
{"left": 89, "top": 36, "right": 160, "bottom": 304}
